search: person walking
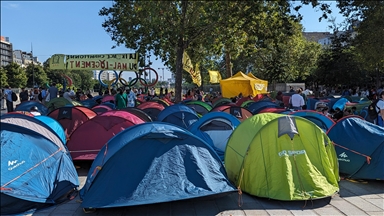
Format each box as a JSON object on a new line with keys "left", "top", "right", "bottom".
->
{"left": 4, "top": 86, "right": 14, "bottom": 113}
{"left": 115, "top": 88, "right": 127, "bottom": 109}
{"left": 19, "top": 87, "right": 29, "bottom": 103}
{"left": 376, "top": 91, "right": 384, "bottom": 127}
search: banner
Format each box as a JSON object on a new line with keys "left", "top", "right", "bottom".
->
{"left": 183, "top": 51, "right": 201, "bottom": 86}
{"left": 208, "top": 70, "right": 222, "bottom": 83}
{"left": 49, "top": 53, "right": 138, "bottom": 71}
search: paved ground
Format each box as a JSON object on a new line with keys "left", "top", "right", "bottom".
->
{"left": 25, "top": 166, "right": 383, "bottom": 216}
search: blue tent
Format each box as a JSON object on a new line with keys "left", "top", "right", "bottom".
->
{"left": 15, "top": 101, "right": 49, "bottom": 115}
{"left": 80, "top": 99, "right": 98, "bottom": 108}
{"left": 35, "top": 115, "right": 67, "bottom": 144}
{"left": 290, "top": 111, "right": 335, "bottom": 132}
{"left": 188, "top": 112, "right": 240, "bottom": 161}
{"left": 327, "top": 117, "right": 384, "bottom": 180}
{"left": 80, "top": 122, "right": 236, "bottom": 209}
{"left": 248, "top": 101, "right": 281, "bottom": 114}
{"left": 1, "top": 114, "right": 68, "bottom": 152}
{"left": 101, "top": 102, "right": 115, "bottom": 109}
{"left": 332, "top": 98, "right": 349, "bottom": 111}
{"left": 1, "top": 117, "right": 79, "bottom": 215}
{"left": 157, "top": 104, "right": 199, "bottom": 129}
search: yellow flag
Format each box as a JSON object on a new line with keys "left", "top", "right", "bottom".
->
{"left": 208, "top": 70, "right": 222, "bottom": 83}
{"left": 183, "top": 51, "right": 201, "bottom": 86}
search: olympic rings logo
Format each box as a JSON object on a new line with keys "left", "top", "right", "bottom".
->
{"left": 98, "top": 68, "right": 159, "bottom": 88}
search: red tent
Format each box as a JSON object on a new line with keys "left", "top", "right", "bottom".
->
{"left": 137, "top": 102, "right": 165, "bottom": 121}
{"left": 211, "top": 105, "right": 252, "bottom": 122}
{"left": 48, "top": 106, "right": 97, "bottom": 140}
{"left": 101, "top": 95, "right": 115, "bottom": 103}
{"left": 67, "top": 110, "right": 144, "bottom": 160}
{"left": 92, "top": 105, "right": 113, "bottom": 115}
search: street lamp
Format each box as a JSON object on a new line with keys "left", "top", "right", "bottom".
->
{"left": 158, "top": 67, "right": 165, "bottom": 81}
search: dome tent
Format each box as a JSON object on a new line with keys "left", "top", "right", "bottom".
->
{"left": 225, "top": 113, "right": 339, "bottom": 201}
{"left": 80, "top": 122, "right": 236, "bottom": 209}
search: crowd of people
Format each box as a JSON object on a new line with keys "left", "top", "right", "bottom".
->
{"left": 1, "top": 83, "right": 383, "bottom": 126}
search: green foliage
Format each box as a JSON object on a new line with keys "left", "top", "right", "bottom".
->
{"left": 0, "top": 67, "right": 8, "bottom": 88}
{"left": 25, "top": 63, "right": 48, "bottom": 87}
{"left": 3, "top": 62, "right": 27, "bottom": 88}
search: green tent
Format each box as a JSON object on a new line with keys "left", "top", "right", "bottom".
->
{"left": 46, "top": 97, "right": 82, "bottom": 112}
{"left": 225, "top": 113, "right": 339, "bottom": 201}
{"left": 185, "top": 100, "right": 212, "bottom": 116}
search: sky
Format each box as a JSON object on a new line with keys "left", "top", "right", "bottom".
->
{"left": 1, "top": 1, "right": 345, "bottom": 81}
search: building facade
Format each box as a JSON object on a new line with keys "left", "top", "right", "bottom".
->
{"left": 93, "top": 70, "right": 117, "bottom": 82}
{"left": 13, "top": 50, "right": 39, "bottom": 68}
{"left": 0, "top": 36, "right": 13, "bottom": 67}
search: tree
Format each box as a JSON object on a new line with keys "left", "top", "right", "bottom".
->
{"left": 100, "top": 1, "right": 332, "bottom": 102}
{"left": 0, "top": 67, "right": 8, "bottom": 88}
{"left": 25, "top": 63, "right": 48, "bottom": 87}
{"left": 3, "top": 62, "right": 27, "bottom": 88}
{"left": 337, "top": 1, "right": 384, "bottom": 85}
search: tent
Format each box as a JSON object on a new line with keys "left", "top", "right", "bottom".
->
{"left": 157, "top": 104, "right": 199, "bottom": 129}
{"left": 15, "top": 101, "right": 49, "bottom": 115}
{"left": 188, "top": 112, "right": 240, "bottom": 161}
{"left": 290, "top": 110, "right": 335, "bottom": 132}
{"left": 247, "top": 73, "right": 268, "bottom": 93}
{"left": 92, "top": 104, "right": 113, "bottom": 115}
{"left": 212, "top": 98, "right": 233, "bottom": 108}
{"left": 46, "top": 97, "right": 82, "bottom": 112}
{"left": 211, "top": 105, "right": 253, "bottom": 122}
{"left": 185, "top": 100, "right": 212, "bottom": 116}
{"left": 48, "top": 106, "right": 97, "bottom": 139}
{"left": 101, "top": 102, "right": 115, "bottom": 109}
{"left": 80, "top": 99, "right": 98, "bottom": 108}
{"left": 225, "top": 113, "right": 339, "bottom": 201}
{"left": 67, "top": 110, "right": 145, "bottom": 160}
{"left": 220, "top": 72, "right": 268, "bottom": 98}
{"left": 101, "top": 95, "right": 115, "bottom": 103}
{"left": 327, "top": 117, "right": 384, "bottom": 180}
{"left": 120, "top": 107, "right": 153, "bottom": 122}
{"left": 137, "top": 101, "right": 165, "bottom": 121}
{"left": 150, "top": 98, "right": 171, "bottom": 108}
{"left": 247, "top": 100, "right": 281, "bottom": 114}
{"left": 35, "top": 116, "right": 67, "bottom": 145}
{"left": 79, "top": 122, "right": 236, "bottom": 209}
{"left": 1, "top": 116, "right": 78, "bottom": 215}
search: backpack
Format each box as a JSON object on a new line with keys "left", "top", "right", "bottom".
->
{"left": 11, "top": 92, "right": 18, "bottom": 102}
{"left": 38, "top": 93, "right": 43, "bottom": 101}
{"left": 367, "top": 99, "right": 379, "bottom": 120}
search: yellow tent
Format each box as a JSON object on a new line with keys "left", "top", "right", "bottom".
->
{"left": 219, "top": 71, "right": 268, "bottom": 98}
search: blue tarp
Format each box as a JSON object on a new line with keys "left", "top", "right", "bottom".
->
{"left": 188, "top": 112, "right": 240, "bottom": 161}
{"left": 35, "top": 115, "right": 67, "bottom": 145}
{"left": 0, "top": 121, "right": 79, "bottom": 215}
{"left": 157, "top": 104, "right": 199, "bottom": 129}
{"left": 327, "top": 117, "right": 384, "bottom": 180}
{"left": 15, "top": 101, "right": 49, "bottom": 115}
{"left": 80, "top": 122, "right": 236, "bottom": 209}
{"left": 332, "top": 98, "right": 349, "bottom": 111}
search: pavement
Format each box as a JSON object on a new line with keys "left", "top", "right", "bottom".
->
{"left": 24, "top": 166, "right": 383, "bottom": 216}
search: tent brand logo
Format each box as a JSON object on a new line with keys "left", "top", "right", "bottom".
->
{"left": 8, "top": 160, "right": 25, "bottom": 171}
{"left": 278, "top": 150, "right": 306, "bottom": 157}
{"left": 338, "top": 152, "right": 350, "bottom": 162}
{"left": 8, "top": 160, "right": 17, "bottom": 166}
{"left": 62, "top": 111, "right": 68, "bottom": 115}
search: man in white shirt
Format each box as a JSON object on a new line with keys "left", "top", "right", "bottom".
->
{"left": 289, "top": 89, "right": 305, "bottom": 110}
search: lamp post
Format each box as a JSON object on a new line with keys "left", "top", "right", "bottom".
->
{"left": 158, "top": 67, "right": 165, "bottom": 81}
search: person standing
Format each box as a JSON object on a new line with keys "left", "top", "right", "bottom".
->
{"left": 115, "top": 88, "right": 127, "bottom": 109}
{"left": 48, "top": 83, "right": 58, "bottom": 100}
{"left": 4, "top": 86, "right": 14, "bottom": 113}
{"left": 289, "top": 89, "right": 305, "bottom": 110}
{"left": 127, "top": 88, "right": 137, "bottom": 107}
{"left": 376, "top": 91, "right": 384, "bottom": 127}
{"left": 19, "top": 87, "right": 29, "bottom": 103}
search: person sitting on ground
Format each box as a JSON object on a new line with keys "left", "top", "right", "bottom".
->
{"left": 30, "top": 106, "right": 41, "bottom": 116}
{"left": 332, "top": 107, "right": 344, "bottom": 121}
{"left": 275, "top": 91, "right": 283, "bottom": 107}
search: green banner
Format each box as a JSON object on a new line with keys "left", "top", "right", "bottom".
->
{"left": 49, "top": 53, "right": 138, "bottom": 71}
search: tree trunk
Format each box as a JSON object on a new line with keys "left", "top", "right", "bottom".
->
{"left": 175, "top": 38, "right": 184, "bottom": 103}
{"left": 225, "top": 50, "right": 232, "bottom": 78}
